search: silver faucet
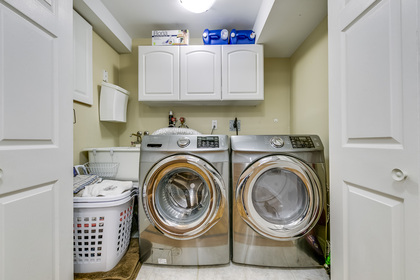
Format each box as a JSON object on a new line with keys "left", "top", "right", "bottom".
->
{"left": 130, "top": 131, "right": 142, "bottom": 146}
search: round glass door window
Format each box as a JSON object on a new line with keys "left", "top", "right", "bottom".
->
{"left": 155, "top": 168, "right": 211, "bottom": 225}
{"left": 143, "top": 154, "right": 225, "bottom": 240}
{"left": 236, "top": 155, "right": 323, "bottom": 240}
{"left": 252, "top": 168, "right": 309, "bottom": 225}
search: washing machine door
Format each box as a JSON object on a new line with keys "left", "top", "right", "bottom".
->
{"left": 143, "top": 154, "right": 226, "bottom": 240}
{"left": 236, "top": 155, "right": 323, "bottom": 241}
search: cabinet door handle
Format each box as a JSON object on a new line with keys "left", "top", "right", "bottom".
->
{"left": 391, "top": 168, "right": 407, "bottom": 182}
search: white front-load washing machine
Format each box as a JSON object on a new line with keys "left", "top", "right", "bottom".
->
{"left": 138, "top": 135, "right": 230, "bottom": 266}
{"left": 231, "top": 135, "right": 328, "bottom": 267}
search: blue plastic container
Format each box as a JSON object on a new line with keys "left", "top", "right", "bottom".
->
{"left": 202, "top": 29, "right": 229, "bottom": 45}
{"left": 230, "top": 29, "right": 256, "bottom": 44}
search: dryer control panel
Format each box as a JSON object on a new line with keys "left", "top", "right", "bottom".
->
{"left": 289, "top": 136, "right": 315, "bottom": 149}
{"left": 230, "top": 135, "right": 323, "bottom": 152}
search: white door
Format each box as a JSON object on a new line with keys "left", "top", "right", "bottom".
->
{"left": 138, "top": 46, "right": 179, "bottom": 101}
{"left": 221, "top": 45, "right": 264, "bottom": 101}
{"left": 0, "top": 0, "right": 73, "bottom": 279}
{"left": 180, "top": 45, "right": 221, "bottom": 101}
{"left": 329, "top": 0, "right": 419, "bottom": 279}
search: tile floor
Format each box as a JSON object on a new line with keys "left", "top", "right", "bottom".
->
{"left": 135, "top": 262, "right": 330, "bottom": 280}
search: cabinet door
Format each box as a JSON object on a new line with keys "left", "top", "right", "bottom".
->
{"left": 222, "top": 45, "right": 264, "bottom": 101}
{"left": 180, "top": 46, "right": 221, "bottom": 101}
{"left": 73, "top": 10, "right": 93, "bottom": 105}
{"left": 138, "top": 46, "right": 179, "bottom": 101}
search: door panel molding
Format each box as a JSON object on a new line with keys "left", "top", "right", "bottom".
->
{"left": 0, "top": 4, "right": 57, "bottom": 144}
{"left": 342, "top": 182, "right": 404, "bottom": 279}
{"left": 341, "top": 0, "right": 403, "bottom": 145}
{"left": 0, "top": 184, "right": 58, "bottom": 279}
{"left": 340, "top": 0, "right": 379, "bottom": 31}
{"left": 4, "top": 0, "right": 58, "bottom": 36}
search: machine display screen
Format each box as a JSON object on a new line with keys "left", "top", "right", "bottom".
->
{"left": 197, "top": 136, "right": 219, "bottom": 148}
{"left": 289, "top": 136, "right": 315, "bottom": 149}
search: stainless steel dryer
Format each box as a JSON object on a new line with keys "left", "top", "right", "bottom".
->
{"left": 138, "top": 135, "right": 230, "bottom": 266}
{"left": 231, "top": 135, "right": 328, "bottom": 267}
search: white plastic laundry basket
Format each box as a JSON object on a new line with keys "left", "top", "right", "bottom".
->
{"left": 73, "top": 189, "right": 137, "bottom": 273}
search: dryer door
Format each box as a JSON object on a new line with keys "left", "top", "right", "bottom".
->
{"left": 143, "top": 154, "right": 226, "bottom": 240}
{"left": 236, "top": 155, "right": 323, "bottom": 240}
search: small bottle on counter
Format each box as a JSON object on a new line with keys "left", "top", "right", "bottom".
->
{"left": 169, "top": 111, "right": 174, "bottom": 127}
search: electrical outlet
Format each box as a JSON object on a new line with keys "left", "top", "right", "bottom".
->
{"left": 229, "top": 120, "right": 241, "bottom": 131}
{"left": 102, "top": 70, "right": 108, "bottom": 82}
{"left": 212, "top": 120, "right": 217, "bottom": 129}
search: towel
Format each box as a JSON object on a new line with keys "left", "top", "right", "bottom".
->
{"left": 152, "top": 127, "right": 201, "bottom": 135}
{"left": 73, "top": 175, "right": 102, "bottom": 194}
{"left": 82, "top": 180, "right": 133, "bottom": 197}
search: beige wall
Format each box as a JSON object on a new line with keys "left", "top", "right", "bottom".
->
{"left": 117, "top": 39, "right": 291, "bottom": 146}
{"left": 290, "top": 17, "right": 329, "bottom": 162}
{"left": 73, "top": 32, "right": 121, "bottom": 165}
{"left": 73, "top": 21, "right": 329, "bottom": 165}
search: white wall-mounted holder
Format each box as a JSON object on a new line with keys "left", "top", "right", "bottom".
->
{"left": 99, "top": 82, "right": 130, "bottom": 123}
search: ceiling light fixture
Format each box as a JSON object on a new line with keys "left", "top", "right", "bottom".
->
{"left": 179, "top": 0, "right": 215, "bottom": 13}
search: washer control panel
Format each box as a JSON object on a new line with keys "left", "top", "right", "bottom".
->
{"left": 270, "top": 136, "right": 284, "bottom": 148}
{"left": 290, "top": 136, "right": 315, "bottom": 149}
{"left": 177, "top": 137, "right": 191, "bottom": 148}
{"left": 197, "top": 136, "right": 219, "bottom": 148}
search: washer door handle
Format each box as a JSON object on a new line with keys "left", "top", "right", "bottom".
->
{"left": 391, "top": 168, "right": 407, "bottom": 182}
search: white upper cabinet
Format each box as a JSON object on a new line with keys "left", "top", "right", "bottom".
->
{"left": 73, "top": 10, "right": 93, "bottom": 105}
{"left": 222, "top": 45, "right": 264, "bottom": 101}
{"left": 138, "top": 46, "right": 179, "bottom": 101}
{"left": 138, "top": 45, "right": 264, "bottom": 105}
{"left": 180, "top": 46, "right": 221, "bottom": 101}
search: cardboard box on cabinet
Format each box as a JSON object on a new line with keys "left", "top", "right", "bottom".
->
{"left": 152, "top": 30, "right": 189, "bottom": 45}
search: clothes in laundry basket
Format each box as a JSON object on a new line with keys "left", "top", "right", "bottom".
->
{"left": 82, "top": 180, "right": 133, "bottom": 197}
{"left": 73, "top": 174, "right": 102, "bottom": 194}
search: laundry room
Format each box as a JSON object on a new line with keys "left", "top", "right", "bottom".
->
{"left": 70, "top": 0, "right": 329, "bottom": 279}
{"left": 2, "top": 0, "right": 418, "bottom": 279}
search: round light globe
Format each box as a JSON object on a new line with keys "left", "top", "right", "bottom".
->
{"left": 180, "top": 0, "right": 216, "bottom": 13}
